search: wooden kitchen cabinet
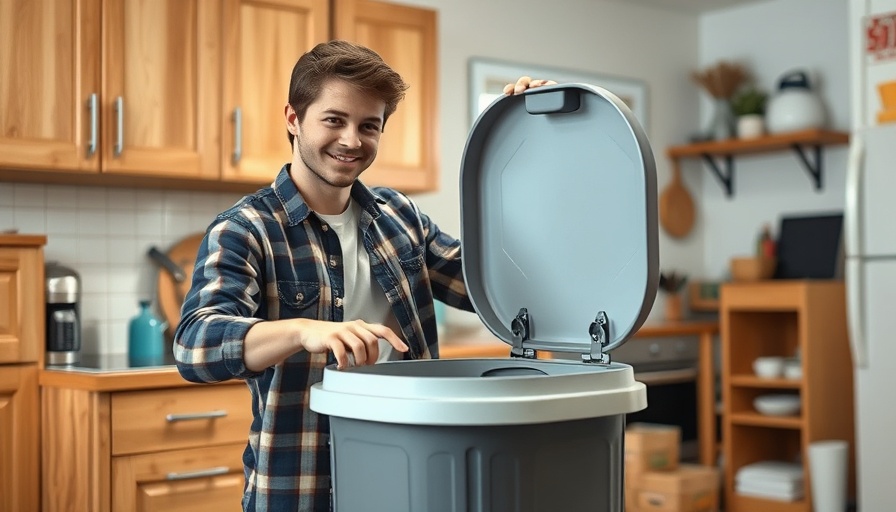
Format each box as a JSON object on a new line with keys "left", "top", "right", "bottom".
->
{"left": 220, "top": 0, "right": 329, "bottom": 184}
{"left": 99, "top": 0, "right": 222, "bottom": 179}
{"left": 720, "top": 281, "right": 855, "bottom": 512}
{"left": 0, "top": 0, "right": 439, "bottom": 193}
{"left": 0, "top": 365, "right": 40, "bottom": 512}
{"left": 333, "top": 0, "right": 439, "bottom": 192}
{"left": 0, "top": 235, "right": 46, "bottom": 512}
{"left": 41, "top": 371, "right": 252, "bottom": 512}
{"left": 0, "top": 0, "right": 221, "bottom": 180}
{"left": 0, "top": 0, "right": 100, "bottom": 173}
{"left": 220, "top": 0, "right": 438, "bottom": 192}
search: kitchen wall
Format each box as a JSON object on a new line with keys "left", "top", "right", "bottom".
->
{"left": 697, "top": 0, "right": 851, "bottom": 277}
{"left": 0, "top": 184, "right": 243, "bottom": 353}
{"left": 2, "top": 0, "right": 739, "bottom": 353}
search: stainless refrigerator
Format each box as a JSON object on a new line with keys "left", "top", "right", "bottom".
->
{"left": 846, "top": 2, "right": 896, "bottom": 510}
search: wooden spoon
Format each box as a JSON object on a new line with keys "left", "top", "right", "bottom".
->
{"left": 659, "top": 160, "right": 696, "bottom": 238}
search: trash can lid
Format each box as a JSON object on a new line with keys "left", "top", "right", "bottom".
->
{"left": 460, "top": 83, "right": 658, "bottom": 359}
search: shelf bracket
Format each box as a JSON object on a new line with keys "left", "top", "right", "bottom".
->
{"left": 700, "top": 154, "right": 735, "bottom": 197}
{"left": 791, "top": 144, "right": 824, "bottom": 191}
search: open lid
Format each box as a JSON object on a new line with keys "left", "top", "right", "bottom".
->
{"left": 459, "top": 83, "right": 658, "bottom": 360}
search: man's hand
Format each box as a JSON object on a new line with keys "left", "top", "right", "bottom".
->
{"left": 297, "top": 319, "right": 408, "bottom": 369}
{"left": 503, "top": 76, "right": 558, "bottom": 95}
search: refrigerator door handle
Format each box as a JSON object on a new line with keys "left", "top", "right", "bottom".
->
{"left": 846, "top": 259, "right": 868, "bottom": 368}
{"left": 844, "top": 136, "right": 865, "bottom": 257}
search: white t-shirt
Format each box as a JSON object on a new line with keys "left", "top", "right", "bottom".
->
{"left": 316, "top": 200, "right": 403, "bottom": 363}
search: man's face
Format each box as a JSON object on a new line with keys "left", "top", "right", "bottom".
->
{"left": 287, "top": 78, "right": 385, "bottom": 190}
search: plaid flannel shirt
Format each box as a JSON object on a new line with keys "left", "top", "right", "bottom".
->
{"left": 174, "top": 165, "right": 474, "bottom": 511}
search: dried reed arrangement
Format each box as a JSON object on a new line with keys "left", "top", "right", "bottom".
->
{"left": 691, "top": 61, "right": 749, "bottom": 100}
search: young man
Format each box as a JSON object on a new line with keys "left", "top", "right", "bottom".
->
{"left": 174, "top": 40, "right": 554, "bottom": 511}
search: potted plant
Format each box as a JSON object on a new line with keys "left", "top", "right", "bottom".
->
{"left": 731, "top": 86, "right": 768, "bottom": 139}
{"left": 659, "top": 271, "right": 688, "bottom": 321}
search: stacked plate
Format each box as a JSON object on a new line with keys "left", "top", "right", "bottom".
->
{"left": 736, "top": 461, "right": 804, "bottom": 501}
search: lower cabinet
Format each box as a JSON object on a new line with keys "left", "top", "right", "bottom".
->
{"left": 112, "top": 444, "right": 246, "bottom": 511}
{"left": 0, "top": 364, "right": 40, "bottom": 511}
{"left": 42, "top": 378, "right": 252, "bottom": 512}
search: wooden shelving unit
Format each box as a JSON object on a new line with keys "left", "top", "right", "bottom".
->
{"left": 667, "top": 129, "right": 850, "bottom": 197}
{"left": 720, "top": 280, "right": 855, "bottom": 512}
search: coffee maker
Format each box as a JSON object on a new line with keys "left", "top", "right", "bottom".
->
{"left": 45, "top": 262, "right": 81, "bottom": 365}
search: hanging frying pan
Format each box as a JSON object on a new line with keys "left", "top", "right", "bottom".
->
{"left": 147, "top": 233, "right": 204, "bottom": 338}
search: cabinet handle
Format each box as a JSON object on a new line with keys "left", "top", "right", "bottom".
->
{"left": 165, "top": 409, "right": 228, "bottom": 422}
{"left": 86, "top": 93, "right": 98, "bottom": 158}
{"left": 166, "top": 466, "right": 231, "bottom": 481}
{"left": 232, "top": 107, "right": 242, "bottom": 165}
{"left": 114, "top": 96, "right": 124, "bottom": 157}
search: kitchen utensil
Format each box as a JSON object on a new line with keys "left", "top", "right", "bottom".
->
{"left": 753, "top": 394, "right": 801, "bottom": 416}
{"left": 752, "top": 356, "right": 784, "bottom": 378}
{"left": 152, "top": 233, "right": 204, "bottom": 338}
{"left": 766, "top": 70, "right": 826, "bottom": 134}
{"left": 783, "top": 358, "right": 802, "bottom": 380}
{"left": 659, "top": 160, "right": 695, "bottom": 238}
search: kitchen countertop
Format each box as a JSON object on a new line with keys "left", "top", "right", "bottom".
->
{"left": 0, "top": 233, "right": 48, "bottom": 246}
{"left": 39, "top": 320, "right": 718, "bottom": 398}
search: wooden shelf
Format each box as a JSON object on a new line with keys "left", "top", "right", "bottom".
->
{"left": 730, "top": 412, "right": 802, "bottom": 429}
{"left": 727, "top": 494, "right": 807, "bottom": 512}
{"left": 667, "top": 128, "right": 850, "bottom": 197}
{"left": 720, "top": 281, "right": 855, "bottom": 512}
{"left": 730, "top": 374, "right": 802, "bottom": 389}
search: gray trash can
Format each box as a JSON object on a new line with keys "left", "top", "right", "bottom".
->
{"left": 311, "top": 83, "right": 658, "bottom": 512}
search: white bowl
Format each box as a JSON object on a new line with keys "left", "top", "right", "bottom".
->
{"left": 783, "top": 358, "right": 802, "bottom": 380}
{"left": 754, "top": 394, "right": 801, "bottom": 416}
{"left": 753, "top": 356, "right": 784, "bottom": 378}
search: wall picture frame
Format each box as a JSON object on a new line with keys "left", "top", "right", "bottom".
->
{"left": 468, "top": 57, "right": 649, "bottom": 130}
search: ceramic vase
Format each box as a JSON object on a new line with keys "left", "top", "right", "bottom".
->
{"left": 128, "top": 300, "right": 166, "bottom": 366}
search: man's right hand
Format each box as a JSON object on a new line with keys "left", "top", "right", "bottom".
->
{"left": 297, "top": 319, "right": 408, "bottom": 369}
{"left": 243, "top": 317, "right": 408, "bottom": 371}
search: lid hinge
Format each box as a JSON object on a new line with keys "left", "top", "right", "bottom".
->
{"left": 510, "top": 308, "right": 538, "bottom": 359}
{"left": 583, "top": 311, "right": 611, "bottom": 364}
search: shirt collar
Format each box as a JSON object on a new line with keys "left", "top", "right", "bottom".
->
{"left": 273, "top": 164, "right": 386, "bottom": 226}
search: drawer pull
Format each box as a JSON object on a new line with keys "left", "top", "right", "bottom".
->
{"left": 166, "top": 466, "right": 231, "bottom": 481}
{"left": 165, "top": 410, "right": 228, "bottom": 422}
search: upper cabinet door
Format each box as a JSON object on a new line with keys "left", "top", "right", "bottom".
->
{"left": 334, "top": 0, "right": 439, "bottom": 193}
{"left": 0, "top": 0, "right": 101, "bottom": 172}
{"left": 221, "top": 0, "right": 329, "bottom": 185}
{"left": 100, "top": 0, "right": 221, "bottom": 179}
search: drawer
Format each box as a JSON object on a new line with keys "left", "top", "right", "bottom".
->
{"left": 112, "top": 443, "right": 246, "bottom": 512}
{"left": 111, "top": 384, "right": 252, "bottom": 456}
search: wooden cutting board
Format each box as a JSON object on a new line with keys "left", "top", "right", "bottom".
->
{"left": 659, "top": 160, "right": 696, "bottom": 238}
{"left": 157, "top": 233, "right": 204, "bottom": 338}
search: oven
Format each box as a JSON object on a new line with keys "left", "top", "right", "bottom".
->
{"left": 612, "top": 336, "right": 701, "bottom": 461}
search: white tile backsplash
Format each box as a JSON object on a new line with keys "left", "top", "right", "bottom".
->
{"left": 0, "top": 184, "right": 14, "bottom": 206}
{"left": 13, "top": 184, "right": 46, "bottom": 207}
{"left": 46, "top": 207, "right": 81, "bottom": 235}
{"left": 14, "top": 207, "right": 47, "bottom": 234}
{"left": 8, "top": 182, "right": 243, "bottom": 354}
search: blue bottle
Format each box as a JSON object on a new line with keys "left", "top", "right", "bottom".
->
{"left": 128, "top": 300, "right": 167, "bottom": 366}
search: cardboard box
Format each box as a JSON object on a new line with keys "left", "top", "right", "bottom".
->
{"left": 625, "top": 423, "right": 681, "bottom": 473}
{"left": 636, "top": 464, "right": 720, "bottom": 512}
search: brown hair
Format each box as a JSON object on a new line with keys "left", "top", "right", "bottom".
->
{"left": 286, "top": 40, "right": 409, "bottom": 146}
